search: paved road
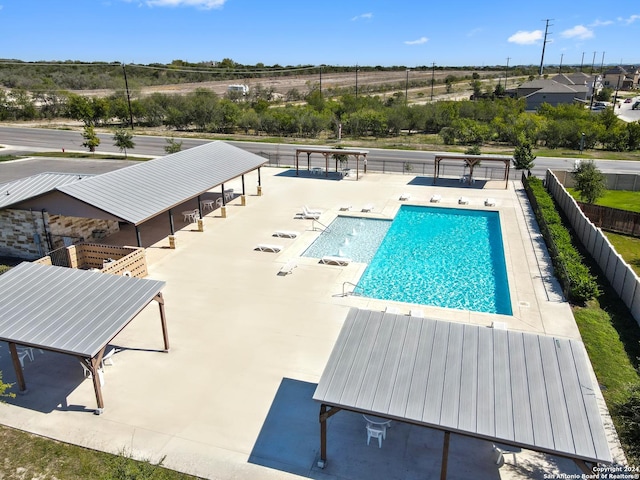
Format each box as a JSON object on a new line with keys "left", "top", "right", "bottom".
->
{"left": 1, "top": 126, "right": 639, "bottom": 183}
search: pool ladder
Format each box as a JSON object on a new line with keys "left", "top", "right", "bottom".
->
{"left": 312, "top": 219, "right": 331, "bottom": 232}
{"left": 342, "top": 281, "right": 363, "bottom": 297}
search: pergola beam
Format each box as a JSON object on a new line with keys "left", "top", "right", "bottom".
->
{"left": 433, "top": 154, "right": 512, "bottom": 189}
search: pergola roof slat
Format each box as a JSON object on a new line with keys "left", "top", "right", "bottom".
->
{"left": 314, "top": 308, "right": 612, "bottom": 464}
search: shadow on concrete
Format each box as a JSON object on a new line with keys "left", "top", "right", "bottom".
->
{"left": 275, "top": 169, "right": 346, "bottom": 181}
{"left": 248, "top": 377, "right": 503, "bottom": 480}
{"left": 408, "top": 176, "right": 489, "bottom": 189}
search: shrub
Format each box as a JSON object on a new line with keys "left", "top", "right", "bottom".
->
{"left": 614, "top": 383, "right": 640, "bottom": 467}
{"left": 525, "top": 177, "right": 600, "bottom": 302}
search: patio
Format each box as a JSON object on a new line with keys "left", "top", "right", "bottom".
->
{"left": 0, "top": 167, "right": 623, "bottom": 479}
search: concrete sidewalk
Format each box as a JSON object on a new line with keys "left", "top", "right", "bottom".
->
{"left": 0, "top": 167, "right": 620, "bottom": 479}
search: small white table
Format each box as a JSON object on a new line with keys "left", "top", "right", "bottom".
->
{"left": 311, "top": 167, "right": 323, "bottom": 175}
{"left": 201, "top": 199, "right": 215, "bottom": 211}
{"left": 363, "top": 414, "right": 392, "bottom": 429}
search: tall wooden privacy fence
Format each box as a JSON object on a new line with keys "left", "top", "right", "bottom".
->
{"left": 577, "top": 203, "right": 640, "bottom": 237}
{"left": 545, "top": 170, "right": 640, "bottom": 326}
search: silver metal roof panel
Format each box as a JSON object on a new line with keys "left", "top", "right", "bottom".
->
{"left": 0, "top": 262, "right": 165, "bottom": 357}
{"left": 313, "top": 308, "right": 612, "bottom": 464}
{"left": 58, "top": 141, "right": 266, "bottom": 225}
{"left": 0, "top": 172, "right": 91, "bottom": 210}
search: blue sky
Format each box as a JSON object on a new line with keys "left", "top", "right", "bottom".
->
{"left": 1, "top": 0, "right": 638, "bottom": 67}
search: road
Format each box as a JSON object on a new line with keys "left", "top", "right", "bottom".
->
{"left": 1, "top": 126, "right": 639, "bottom": 182}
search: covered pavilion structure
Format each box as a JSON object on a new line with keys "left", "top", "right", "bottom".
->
{"left": 433, "top": 154, "right": 513, "bottom": 189}
{"left": 314, "top": 308, "right": 612, "bottom": 478}
{"left": 10, "top": 141, "right": 267, "bottom": 247}
{"left": 0, "top": 262, "right": 168, "bottom": 414}
{"left": 294, "top": 147, "right": 369, "bottom": 180}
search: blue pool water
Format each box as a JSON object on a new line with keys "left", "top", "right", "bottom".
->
{"left": 303, "top": 205, "right": 512, "bottom": 315}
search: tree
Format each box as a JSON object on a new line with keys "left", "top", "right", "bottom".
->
{"left": 113, "top": 128, "right": 135, "bottom": 158}
{"left": 81, "top": 125, "right": 100, "bottom": 152}
{"left": 164, "top": 137, "right": 183, "bottom": 154}
{"left": 513, "top": 136, "right": 536, "bottom": 171}
{"left": 0, "top": 370, "right": 15, "bottom": 401}
{"left": 573, "top": 159, "right": 606, "bottom": 204}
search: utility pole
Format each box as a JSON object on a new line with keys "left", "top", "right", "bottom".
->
{"left": 405, "top": 68, "right": 410, "bottom": 105}
{"left": 580, "top": 52, "right": 585, "bottom": 72}
{"left": 121, "top": 63, "right": 134, "bottom": 130}
{"left": 504, "top": 57, "right": 510, "bottom": 89}
{"left": 355, "top": 65, "right": 359, "bottom": 98}
{"left": 430, "top": 62, "right": 436, "bottom": 101}
{"left": 539, "top": 19, "right": 553, "bottom": 76}
{"left": 319, "top": 66, "right": 322, "bottom": 95}
{"left": 599, "top": 52, "right": 606, "bottom": 73}
{"left": 590, "top": 51, "right": 597, "bottom": 74}
{"left": 559, "top": 53, "right": 564, "bottom": 74}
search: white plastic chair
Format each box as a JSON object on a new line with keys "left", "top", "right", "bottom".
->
{"left": 366, "top": 424, "right": 386, "bottom": 448}
{"left": 80, "top": 361, "right": 105, "bottom": 386}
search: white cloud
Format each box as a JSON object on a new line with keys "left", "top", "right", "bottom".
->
{"left": 404, "top": 36, "right": 428, "bottom": 45}
{"left": 560, "top": 25, "right": 594, "bottom": 39}
{"left": 351, "top": 12, "right": 372, "bottom": 21}
{"left": 507, "top": 30, "right": 543, "bottom": 45}
{"left": 618, "top": 14, "right": 640, "bottom": 24}
{"left": 589, "top": 19, "right": 613, "bottom": 27}
{"left": 144, "top": 0, "right": 226, "bottom": 8}
{"left": 467, "top": 27, "right": 483, "bottom": 37}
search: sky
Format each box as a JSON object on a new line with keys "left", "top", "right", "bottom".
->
{"left": 1, "top": 0, "right": 639, "bottom": 68}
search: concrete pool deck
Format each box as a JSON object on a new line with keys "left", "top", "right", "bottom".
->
{"left": 0, "top": 168, "right": 623, "bottom": 479}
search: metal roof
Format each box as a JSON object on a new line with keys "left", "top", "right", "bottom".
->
{"left": 313, "top": 308, "right": 612, "bottom": 464}
{"left": 57, "top": 141, "right": 266, "bottom": 225}
{"left": 0, "top": 262, "right": 165, "bottom": 358}
{"left": 0, "top": 172, "right": 91, "bottom": 210}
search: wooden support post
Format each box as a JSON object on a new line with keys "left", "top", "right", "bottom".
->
{"left": 89, "top": 353, "right": 105, "bottom": 414}
{"left": 156, "top": 292, "right": 170, "bottom": 352}
{"left": 440, "top": 431, "right": 451, "bottom": 480}
{"left": 169, "top": 209, "right": 175, "bottom": 235}
{"left": 8, "top": 342, "right": 27, "bottom": 392}
{"left": 318, "top": 404, "right": 341, "bottom": 469}
{"left": 135, "top": 226, "right": 142, "bottom": 248}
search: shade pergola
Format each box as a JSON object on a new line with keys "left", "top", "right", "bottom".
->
{"left": 433, "top": 154, "right": 512, "bottom": 189}
{"left": 313, "top": 308, "right": 611, "bottom": 478}
{"left": 295, "top": 147, "right": 369, "bottom": 180}
{"left": 0, "top": 262, "right": 168, "bottom": 414}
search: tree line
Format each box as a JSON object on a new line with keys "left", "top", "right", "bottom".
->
{"left": 1, "top": 81, "right": 639, "bottom": 153}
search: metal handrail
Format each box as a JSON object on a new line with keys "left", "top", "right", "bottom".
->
{"left": 342, "top": 281, "right": 362, "bottom": 297}
{"left": 312, "top": 219, "right": 331, "bottom": 232}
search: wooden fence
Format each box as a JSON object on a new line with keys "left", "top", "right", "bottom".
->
{"left": 577, "top": 203, "right": 640, "bottom": 237}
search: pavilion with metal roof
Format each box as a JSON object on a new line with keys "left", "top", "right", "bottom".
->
{"left": 0, "top": 172, "right": 93, "bottom": 210}
{"left": 294, "top": 147, "right": 369, "bottom": 180}
{"left": 433, "top": 154, "right": 513, "bottom": 189}
{"left": 0, "top": 262, "right": 168, "bottom": 414}
{"left": 313, "top": 308, "right": 612, "bottom": 478}
{"left": 9, "top": 141, "right": 267, "bottom": 246}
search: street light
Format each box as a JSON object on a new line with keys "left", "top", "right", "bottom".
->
{"left": 580, "top": 132, "right": 585, "bottom": 153}
{"left": 405, "top": 69, "right": 410, "bottom": 105}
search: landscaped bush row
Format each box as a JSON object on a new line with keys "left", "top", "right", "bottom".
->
{"left": 525, "top": 176, "right": 600, "bottom": 302}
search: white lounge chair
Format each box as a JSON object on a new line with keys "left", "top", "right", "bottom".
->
{"left": 273, "top": 230, "right": 299, "bottom": 238}
{"left": 458, "top": 197, "right": 469, "bottom": 205}
{"left": 278, "top": 259, "right": 298, "bottom": 275}
{"left": 361, "top": 204, "right": 374, "bottom": 212}
{"left": 484, "top": 198, "right": 496, "bottom": 207}
{"left": 430, "top": 194, "right": 442, "bottom": 203}
{"left": 300, "top": 206, "right": 321, "bottom": 219}
{"left": 399, "top": 193, "right": 411, "bottom": 200}
{"left": 339, "top": 204, "right": 351, "bottom": 211}
{"left": 304, "top": 205, "right": 322, "bottom": 214}
{"left": 320, "top": 256, "right": 351, "bottom": 266}
{"left": 255, "top": 244, "right": 283, "bottom": 253}
{"left": 384, "top": 306, "right": 401, "bottom": 314}
{"left": 410, "top": 309, "right": 424, "bottom": 318}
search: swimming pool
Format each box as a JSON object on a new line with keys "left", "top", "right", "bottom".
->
{"left": 303, "top": 205, "right": 512, "bottom": 315}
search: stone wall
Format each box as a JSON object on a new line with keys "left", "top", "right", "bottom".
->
{"left": 0, "top": 209, "right": 119, "bottom": 260}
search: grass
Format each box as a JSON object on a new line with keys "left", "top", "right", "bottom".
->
{"left": 0, "top": 425, "right": 201, "bottom": 479}
{"left": 605, "top": 232, "right": 640, "bottom": 276}
{"left": 567, "top": 188, "right": 640, "bottom": 213}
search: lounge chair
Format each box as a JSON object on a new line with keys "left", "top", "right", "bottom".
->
{"left": 484, "top": 198, "right": 496, "bottom": 207}
{"left": 361, "top": 204, "right": 374, "bottom": 212}
{"left": 320, "top": 256, "right": 351, "bottom": 266}
{"left": 458, "top": 197, "right": 469, "bottom": 205}
{"left": 300, "top": 206, "right": 321, "bottom": 219}
{"left": 399, "top": 193, "right": 411, "bottom": 200}
{"left": 339, "top": 204, "right": 351, "bottom": 211}
{"left": 304, "top": 205, "right": 322, "bottom": 214}
{"left": 384, "top": 306, "right": 401, "bottom": 314}
{"left": 430, "top": 194, "right": 442, "bottom": 203}
{"left": 273, "top": 230, "right": 299, "bottom": 238}
{"left": 255, "top": 244, "right": 283, "bottom": 253}
{"left": 278, "top": 259, "right": 298, "bottom": 275}
{"left": 410, "top": 309, "right": 424, "bottom": 317}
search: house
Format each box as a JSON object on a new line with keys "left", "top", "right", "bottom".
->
{"left": 515, "top": 77, "right": 594, "bottom": 110}
{"left": 602, "top": 65, "right": 640, "bottom": 90}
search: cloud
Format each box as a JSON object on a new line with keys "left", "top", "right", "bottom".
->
{"left": 467, "top": 27, "right": 483, "bottom": 37}
{"left": 507, "top": 30, "right": 543, "bottom": 45}
{"left": 143, "top": 0, "right": 226, "bottom": 8}
{"left": 404, "top": 36, "right": 428, "bottom": 45}
{"left": 351, "top": 12, "right": 372, "bottom": 21}
{"left": 618, "top": 14, "right": 640, "bottom": 24}
{"left": 589, "top": 19, "right": 613, "bottom": 27}
{"left": 560, "top": 25, "right": 594, "bottom": 39}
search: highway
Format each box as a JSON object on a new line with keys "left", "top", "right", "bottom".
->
{"left": 1, "top": 126, "right": 639, "bottom": 182}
